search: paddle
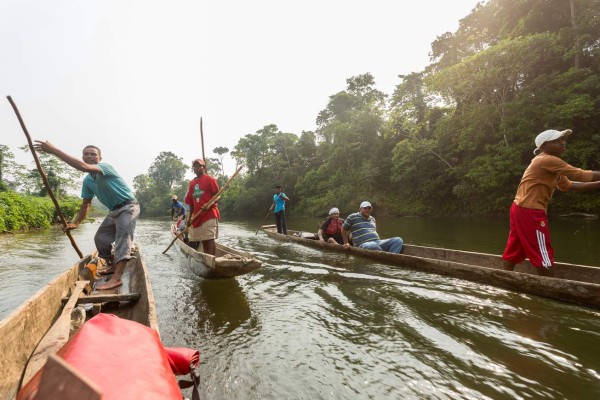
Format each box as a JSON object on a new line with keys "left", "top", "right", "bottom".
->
{"left": 254, "top": 208, "right": 273, "bottom": 236}
{"left": 163, "top": 165, "right": 242, "bottom": 254}
{"left": 6, "top": 96, "right": 84, "bottom": 259}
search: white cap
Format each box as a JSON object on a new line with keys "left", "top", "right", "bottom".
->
{"left": 359, "top": 201, "right": 372, "bottom": 209}
{"left": 172, "top": 195, "right": 178, "bottom": 200}
{"left": 329, "top": 207, "right": 339, "bottom": 215}
{"left": 534, "top": 129, "right": 572, "bottom": 154}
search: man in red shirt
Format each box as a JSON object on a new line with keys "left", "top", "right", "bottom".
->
{"left": 184, "top": 159, "right": 220, "bottom": 255}
{"left": 502, "top": 129, "right": 600, "bottom": 276}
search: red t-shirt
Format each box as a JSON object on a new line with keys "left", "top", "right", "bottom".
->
{"left": 184, "top": 174, "right": 220, "bottom": 227}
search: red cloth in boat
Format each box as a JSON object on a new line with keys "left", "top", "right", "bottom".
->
{"left": 18, "top": 313, "right": 199, "bottom": 399}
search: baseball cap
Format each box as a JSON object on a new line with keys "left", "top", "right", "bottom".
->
{"left": 534, "top": 129, "right": 572, "bottom": 154}
{"left": 360, "top": 201, "right": 372, "bottom": 209}
{"left": 192, "top": 158, "right": 205, "bottom": 166}
{"left": 329, "top": 207, "right": 339, "bottom": 215}
{"left": 172, "top": 195, "right": 178, "bottom": 200}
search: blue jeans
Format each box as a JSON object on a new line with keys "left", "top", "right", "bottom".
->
{"left": 358, "top": 237, "right": 403, "bottom": 254}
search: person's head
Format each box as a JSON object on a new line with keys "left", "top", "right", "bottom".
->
{"left": 275, "top": 185, "right": 282, "bottom": 193}
{"left": 172, "top": 195, "right": 178, "bottom": 202}
{"left": 534, "top": 129, "right": 572, "bottom": 156}
{"left": 82, "top": 145, "right": 102, "bottom": 164}
{"left": 329, "top": 207, "right": 340, "bottom": 219}
{"left": 359, "top": 201, "right": 372, "bottom": 217}
{"left": 192, "top": 158, "right": 205, "bottom": 176}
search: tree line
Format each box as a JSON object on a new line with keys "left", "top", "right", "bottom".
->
{"left": 3, "top": 0, "right": 599, "bottom": 222}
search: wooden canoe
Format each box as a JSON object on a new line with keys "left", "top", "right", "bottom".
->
{"left": 0, "top": 244, "right": 158, "bottom": 399}
{"left": 260, "top": 225, "right": 600, "bottom": 309}
{"left": 171, "top": 225, "right": 262, "bottom": 279}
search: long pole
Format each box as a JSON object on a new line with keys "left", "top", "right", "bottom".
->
{"left": 6, "top": 96, "right": 84, "bottom": 259}
{"left": 163, "top": 166, "right": 243, "bottom": 254}
{"left": 200, "top": 117, "right": 206, "bottom": 165}
{"left": 254, "top": 209, "right": 272, "bottom": 235}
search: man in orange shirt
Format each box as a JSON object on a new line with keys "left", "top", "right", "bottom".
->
{"left": 502, "top": 129, "right": 600, "bottom": 276}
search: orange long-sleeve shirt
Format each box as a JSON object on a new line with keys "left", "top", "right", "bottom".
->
{"left": 514, "top": 153, "right": 593, "bottom": 211}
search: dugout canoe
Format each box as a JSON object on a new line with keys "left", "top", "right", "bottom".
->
{"left": 171, "top": 225, "right": 262, "bottom": 278}
{"left": 0, "top": 245, "right": 158, "bottom": 400}
{"left": 260, "top": 225, "right": 600, "bottom": 309}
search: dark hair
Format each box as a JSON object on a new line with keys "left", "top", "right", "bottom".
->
{"left": 83, "top": 145, "right": 101, "bottom": 156}
{"left": 275, "top": 185, "right": 281, "bottom": 189}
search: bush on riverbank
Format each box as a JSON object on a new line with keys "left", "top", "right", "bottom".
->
{"left": 0, "top": 192, "right": 82, "bottom": 232}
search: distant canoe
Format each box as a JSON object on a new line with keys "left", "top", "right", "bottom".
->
{"left": 0, "top": 245, "right": 158, "bottom": 399}
{"left": 171, "top": 225, "right": 262, "bottom": 279}
{"left": 260, "top": 225, "right": 600, "bottom": 309}
{"left": 557, "top": 212, "right": 598, "bottom": 219}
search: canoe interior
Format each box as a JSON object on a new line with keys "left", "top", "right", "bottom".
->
{"left": 0, "top": 245, "right": 157, "bottom": 400}
{"left": 171, "top": 225, "right": 262, "bottom": 279}
{"left": 261, "top": 226, "right": 600, "bottom": 308}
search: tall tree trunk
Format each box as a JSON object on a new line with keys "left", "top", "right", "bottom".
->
{"left": 570, "top": 0, "right": 580, "bottom": 68}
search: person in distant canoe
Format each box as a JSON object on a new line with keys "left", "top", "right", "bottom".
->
{"left": 270, "top": 185, "right": 289, "bottom": 235}
{"left": 317, "top": 207, "right": 345, "bottom": 245}
{"left": 33, "top": 141, "right": 139, "bottom": 290}
{"left": 170, "top": 195, "right": 186, "bottom": 221}
{"left": 185, "top": 158, "right": 220, "bottom": 255}
{"left": 502, "top": 129, "right": 600, "bottom": 276}
{"left": 341, "top": 201, "right": 403, "bottom": 253}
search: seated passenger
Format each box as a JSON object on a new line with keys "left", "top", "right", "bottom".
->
{"left": 317, "top": 207, "right": 345, "bottom": 245}
{"left": 341, "top": 201, "right": 403, "bottom": 253}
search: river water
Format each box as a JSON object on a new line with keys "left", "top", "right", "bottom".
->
{"left": 1, "top": 216, "right": 599, "bottom": 399}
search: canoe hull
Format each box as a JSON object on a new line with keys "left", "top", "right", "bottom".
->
{"left": 171, "top": 226, "right": 262, "bottom": 279}
{"left": 261, "top": 226, "right": 600, "bottom": 309}
{"left": 0, "top": 245, "right": 157, "bottom": 400}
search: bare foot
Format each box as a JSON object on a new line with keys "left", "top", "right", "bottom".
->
{"left": 97, "top": 268, "right": 116, "bottom": 276}
{"left": 96, "top": 280, "right": 123, "bottom": 290}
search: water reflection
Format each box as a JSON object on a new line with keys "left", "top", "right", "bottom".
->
{"left": 3, "top": 218, "right": 600, "bottom": 399}
{"left": 190, "top": 279, "right": 251, "bottom": 335}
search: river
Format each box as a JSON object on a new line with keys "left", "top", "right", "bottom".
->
{"left": 1, "top": 216, "right": 599, "bottom": 399}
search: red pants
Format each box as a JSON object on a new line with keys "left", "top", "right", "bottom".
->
{"left": 502, "top": 203, "right": 553, "bottom": 268}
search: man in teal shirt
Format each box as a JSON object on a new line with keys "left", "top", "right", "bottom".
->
{"left": 270, "top": 185, "right": 289, "bottom": 235}
{"left": 34, "top": 140, "right": 139, "bottom": 290}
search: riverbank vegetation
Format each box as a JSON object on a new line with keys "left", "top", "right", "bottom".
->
{"left": 0, "top": 191, "right": 81, "bottom": 233}
{"left": 225, "top": 0, "right": 600, "bottom": 217}
{"left": 3, "top": 0, "right": 599, "bottom": 220}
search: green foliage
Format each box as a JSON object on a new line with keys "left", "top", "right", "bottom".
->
{"left": 148, "top": 152, "right": 187, "bottom": 189}
{"left": 125, "top": 0, "right": 600, "bottom": 218}
{"left": 0, "top": 191, "right": 82, "bottom": 232}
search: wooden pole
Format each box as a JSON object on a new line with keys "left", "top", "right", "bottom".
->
{"left": 6, "top": 96, "right": 84, "bottom": 259}
{"left": 163, "top": 166, "right": 243, "bottom": 254}
{"left": 200, "top": 117, "right": 206, "bottom": 165}
{"left": 254, "top": 209, "right": 272, "bottom": 235}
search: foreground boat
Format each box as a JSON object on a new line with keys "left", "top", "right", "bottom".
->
{"left": 171, "top": 225, "right": 262, "bottom": 278}
{"left": 261, "top": 225, "right": 600, "bottom": 309}
{"left": 0, "top": 245, "right": 158, "bottom": 399}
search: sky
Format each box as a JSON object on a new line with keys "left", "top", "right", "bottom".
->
{"left": 1, "top": 0, "right": 482, "bottom": 185}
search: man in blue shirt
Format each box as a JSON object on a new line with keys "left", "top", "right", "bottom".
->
{"left": 270, "top": 185, "right": 289, "bottom": 235}
{"left": 34, "top": 140, "right": 139, "bottom": 290}
{"left": 341, "top": 201, "right": 403, "bottom": 253}
{"left": 170, "top": 195, "right": 186, "bottom": 221}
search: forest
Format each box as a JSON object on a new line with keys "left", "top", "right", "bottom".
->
{"left": 2, "top": 0, "right": 600, "bottom": 226}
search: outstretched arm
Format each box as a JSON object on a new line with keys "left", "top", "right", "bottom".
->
{"left": 34, "top": 140, "right": 101, "bottom": 173}
{"left": 570, "top": 181, "right": 600, "bottom": 191}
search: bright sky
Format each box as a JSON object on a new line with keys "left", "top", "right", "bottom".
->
{"left": 1, "top": 0, "right": 481, "bottom": 185}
